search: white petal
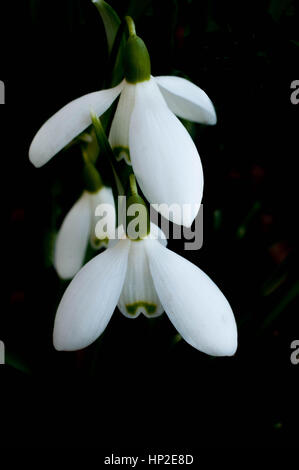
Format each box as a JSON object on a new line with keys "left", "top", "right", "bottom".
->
{"left": 108, "top": 80, "right": 136, "bottom": 165}
{"left": 53, "top": 239, "right": 130, "bottom": 351}
{"left": 146, "top": 240, "right": 237, "bottom": 356}
{"left": 54, "top": 191, "right": 91, "bottom": 280}
{"left": 155, "top": 75, "right": 216, "bottom": 125}
{"left": 108, "top": 225, "right": 126, "bottom": 249}
{"left": 148, "top": 222, "right": 168, "bottom": 247}
{"left": 129, "top": 78, "right": 203, "bottom": 227}
{"left": 118, "top": 239, "right": 163, "bottom": 319}
{"left": 89, "top": 186, "right": 116, "bottom": 249}
{"left": 29, "top": 81, "right": 124, "bottom": 167}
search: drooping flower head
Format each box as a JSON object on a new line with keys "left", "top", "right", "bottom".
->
{"left": 54, "top": 185, "right": 116, "bottom": 279}
{"left": 29, "top": 18, "right": 216, "bottom": 227}
{"left": 53, "top": 128, "right": 117, "bottom": 279}
{"left": 28, "top": 8, "right": 236, "bottom": 358}
{"left": 53, "top": 222, "right": 237, "bottom": 356}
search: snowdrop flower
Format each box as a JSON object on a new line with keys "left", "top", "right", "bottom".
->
{"left": 53, "top": 224, "right": 237, "bottom": 356}
{"left": 29, "top": 27, "right": 216, "bottom": 227}
{"left": 54, "top": 185, "right": 116, "bottom": 280}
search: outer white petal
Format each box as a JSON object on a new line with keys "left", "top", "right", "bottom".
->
{"left": 118, "top": 239, "right": 163, "bottom": 319}
{"left": 108, "top": 80, "right": 136, "bottom": 165}
{"left": 108, "top": 224, "right": 127, "bottom": 247}
{"left": 146, "top": 240, "right": 238, "bottom": 356}
{"left": 129, "top": 78, "right": 203, "bottom": 227}
{"left": 54, "top": 191, "right": 91, "bottom": 280}
{"left": 155, "top": 75, "right": 216, "bottom": 125}
{"left": 29, "top": 81, "right": 124, "bottom": 167}
{"left": 148, "top": 222, "right": 168, "bottom": 247}
{"left": 89, "top": 186, "right": 116, "bottom": 249}
{"left": 53, "top": 239, "right": 130, "bottom": 351}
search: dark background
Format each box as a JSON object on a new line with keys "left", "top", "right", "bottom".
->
{"left": 1, "top": 0, "right": 298, "bottom": 452}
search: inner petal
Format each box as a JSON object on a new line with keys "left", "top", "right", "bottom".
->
{"left": 118, "top": 239, "right": 163, "bottom": 318}
{"left": 88, "top": 187, "right": 116, "bottom": 249}
{"left": 109, "top": 81, "right": 136, "bottom": 165}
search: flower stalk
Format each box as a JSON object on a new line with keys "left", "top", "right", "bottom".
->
{"left": 125, "top": 15, "right": 136, "bottom": 37}
{"left": 129, "top": 173, "right": 138, "bottom": 196}
{"left": 126, "top": 173, "right": 150, "bottom": 240}
{"left": 90, "top": 110, "right": 124, "bottom": 196}
{"left": 82, "top": 149, "right": 104, "bottom": 193}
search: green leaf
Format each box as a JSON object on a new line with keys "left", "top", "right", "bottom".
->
{"left": 213, "top": 209, "right": 223, "bottom": 231}
{"left": 268, "top": 0, "right": 293, "bottom": 22}
{"left": 92, "top": 1, "right": 126, "bottom": 87}
{"left": 106, "top": 18, "right": 126, "bottom": 87}
{"left": 92, "top": 0, "right": 121, "bottom": 54}
{"left": 5, "top": 350, "right": 32, "bottom": 374}
{"left": 127, "top": 0, "right": 153, "bottom": 20}
{"left": 236, "top": 201, "right": 261, "bottom": 240}
{"left": 90, "top": 111, "right": 124, "bottom": 196}
{"left": 258, "top": 280, "right": 299, "bottom": 332}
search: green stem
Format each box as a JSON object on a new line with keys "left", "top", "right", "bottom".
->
{"left": 82, "top": 147, "right": 90, "bottom": 165}
{"left": 258, "top": 280, "right": 299, "bottom": 333}
{"left": 236, "top": 201, "right": 261, "bottom": 240}
{"left": 125, "top": 15, "right": 136, "bottom": 36}
{"left": 129, "top": 173, "right": 138, "bottom": 196}
{"left": 82, "top": 152, "right": 103, "bottom": 193}
{"left": 90, "top": 110, "right": 125, "bottom": 195}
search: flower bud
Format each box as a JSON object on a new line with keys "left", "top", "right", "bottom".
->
{"left": 83, "top": 161, "right": 103, "bottom": 193}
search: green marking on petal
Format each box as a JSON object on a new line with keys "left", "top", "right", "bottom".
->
{"left": 92, "top": 237, "right": 109, "bottom": 248}
{"left": 126, "top": 301, "right": 157, "bottom": 317}
{"left": 113, "top": 146, "right": 131, "bottom": 165}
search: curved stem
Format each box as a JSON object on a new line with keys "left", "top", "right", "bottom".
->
{"left": 129, "top": 173, "right": 138, "bottom": 196}
{"left": 81, "top": 147, "right": 89, "bottom": 165}
{"left": 125, "top": 15, "right": 136, "bottom": 37}
{"left": 90, "top": 110, "right": 125, "bottom": 195}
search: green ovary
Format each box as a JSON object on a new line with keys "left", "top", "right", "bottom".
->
{"left": 92, "top": 237, "right": 109, "bottom": 247}
{"left": 126, "top": 301, "right": 157, "bottom": 317}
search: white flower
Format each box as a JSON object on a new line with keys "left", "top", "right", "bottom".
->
{"left": 29, "top": 75, "right": 216, "bottom": 227}
{"left": 53, "top": 224, "right": 237, "bottom": 356}
{"left": 54, "top": 186, "right": 116, "bottom": 280}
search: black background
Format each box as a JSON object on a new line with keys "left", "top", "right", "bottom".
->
{"left": 1, "top": 0, "right": 298, "bottom": 453}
